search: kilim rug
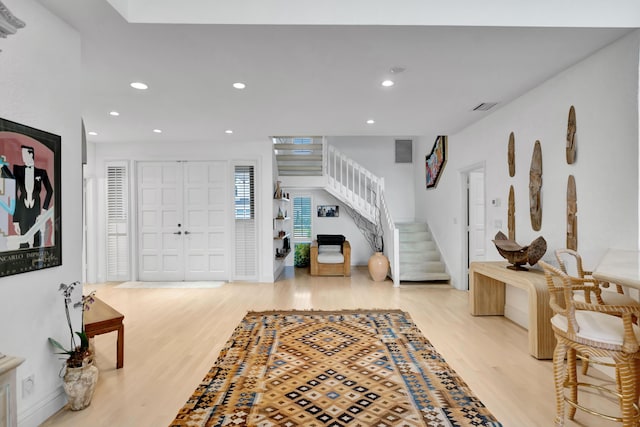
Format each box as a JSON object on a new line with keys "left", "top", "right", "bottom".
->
{"left": 170, "top": 310, "right": 502, "bottom": 427}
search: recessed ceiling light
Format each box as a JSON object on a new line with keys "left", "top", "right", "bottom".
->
{"left": 381, "top": 80, "right": 395, "bottom": 87}
{"left": 153, "top": 129, "right": 162, "bottom": 133}
{"left": 130, "top": 82, "right": 148, "bottom": 90}
{"left": 109, "top": 111, "right": 119, "bottom": 116}
{"left": 88, "top": 131, "right": 98, "bottom": 136}
{"left": 366, "top": 119, "right": 375, "bottom": 124}
{"left": 232, "top": 82, "right": 246, "bottom": 89}
{"left": 225, "top": 129, "right": 233, "bottom": 134}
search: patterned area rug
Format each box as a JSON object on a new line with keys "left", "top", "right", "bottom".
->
{"left": 170, "top": 310, "right": 502, "bottom": 427}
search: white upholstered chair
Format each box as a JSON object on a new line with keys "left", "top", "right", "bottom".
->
{"left": 555, "top": 249, "right": 639, "bottom": 307}
{"left": 310, "top": 234, "right": 350, "bottom": 277}
{"left": 540, "top": 261, "right": 640, "bottom": 427}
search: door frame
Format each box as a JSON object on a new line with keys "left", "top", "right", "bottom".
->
{"left": 459, "top": 161, "right": 486, "bottom": 290}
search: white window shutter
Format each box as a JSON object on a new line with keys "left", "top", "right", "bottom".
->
{"left": 293, "top": 196, "right": 312, "bottom": 239}
{"left": 106, "top": 163, "right": 129, "bottom": 280}
{"left": 234, "top": 165, "right": 256, "bottom": 278}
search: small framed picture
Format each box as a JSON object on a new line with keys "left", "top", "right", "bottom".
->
{"left": 317, "top": 205, "right": 339, "bottom": 217}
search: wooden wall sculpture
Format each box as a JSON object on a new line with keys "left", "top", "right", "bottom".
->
{"left": 508, "top": 132, "right": 515, "bottom": 177}
{"left": 508, "top": 185, "right": 515, "bottom": 240}
{"left": 567, "top": 175, "right": 577, "bottom": 250}
{"left": 529, "top": 141, "right": 543, "bottom": 231}
{"left": 566, "top": 106, "right": 576, "bottom": 164}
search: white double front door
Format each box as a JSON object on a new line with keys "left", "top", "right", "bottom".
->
{"left": 137, "top": 161, "right": 229, "bottom": 281}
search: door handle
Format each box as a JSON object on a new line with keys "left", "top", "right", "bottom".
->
{"left": 173, "top": 231, "right": 182, "bottom": 235}
{"left": 184, "top": 231, "right": 191, "bottom": 235}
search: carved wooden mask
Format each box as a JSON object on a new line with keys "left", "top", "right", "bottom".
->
{"left": 529, "top": 141, "right": 542, "bottom": 231}
{"left": 508, "top": 132, "right": 515, "bottom": 177}
{"left": 566, "top": 106, "right": 576, "bottom": 164}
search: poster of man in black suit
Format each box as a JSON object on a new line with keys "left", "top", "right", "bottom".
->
{"left": 0, "top": 117, "right": 61, "bottom": 277}
{"left": 13, "top": 145, "right": 53, "bottom": 248}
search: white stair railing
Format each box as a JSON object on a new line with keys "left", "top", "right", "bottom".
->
{"left": 323, "top": 141, "right": 399, "bottom": 285}
{"left": 380, "top": 193, "right": 399, "bottom": 287}
{"left": 324, "top": 144, "right": 382, "bottom": 223}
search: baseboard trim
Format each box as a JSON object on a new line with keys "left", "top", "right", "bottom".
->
{"left": 18, "top": 386, "right": 65, "bottom": 427}
{"left": 504, "top": 303, "right": 528, "bottom": 329}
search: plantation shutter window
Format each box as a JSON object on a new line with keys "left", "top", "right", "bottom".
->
{"left": 106, "top": 163, "right": 129, "bottom": 280}
{"left": 293, "top": 196, "right": 312, "bottom": 239}
{"left": 234, "top": 165, "right": 257, "bottom": 278}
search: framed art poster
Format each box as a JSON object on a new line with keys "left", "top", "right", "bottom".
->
{"left": 0, "top": 117, "right": 62, "bottom": 277}
{"left": 426, "top": 135, "right": 447, "bottom": 189}
{"left": 317, "top": 205, "right": 339, "bottom": 217}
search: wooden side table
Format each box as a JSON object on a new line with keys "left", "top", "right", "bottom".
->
{"left": 469, "top": 261, "right": 554, "bottom": 360}
{"left": 84, "top": 297, "right": 124, "bottom": 369}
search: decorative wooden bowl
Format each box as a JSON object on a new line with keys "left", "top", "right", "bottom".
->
{"left": 492, "top": 231, "right": 547, "bottom": 271}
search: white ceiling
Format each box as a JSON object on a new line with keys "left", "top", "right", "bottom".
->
{"left": 39, "top": 0, "right": 634, "bottom": 144}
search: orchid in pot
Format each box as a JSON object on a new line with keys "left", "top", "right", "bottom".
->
{"left": 48, "top": 281, "right": 99, "bottom": 410}
{"left": 49, "top": 281, "right": 96, "bottom": 367}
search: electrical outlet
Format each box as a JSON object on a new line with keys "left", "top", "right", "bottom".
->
{"left": 22, "top": 374, "right": 35, "bottom": 398}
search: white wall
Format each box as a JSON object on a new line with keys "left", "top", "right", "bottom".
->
{"left": 0, "top": 1, "right": 82, "bottom": 425}
{"left": 328, "top": 136, "right": 416, "bottom": 223}
{"left": 415, "top": 30, "right": 640, "bottom": 303}
{"left": 88, "top": 139, "right": 275, "bottom": 283}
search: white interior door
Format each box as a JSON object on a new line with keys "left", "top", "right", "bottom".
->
{"left": 468, "top": 170, "right": 486, "bottom": 263}
{"left": 137, "top": 161, "right": 228, "bottom": 281}
{"left": 138, "top": 162, "right": 183, "bottom": 281}
{"left": 183, "top": 162, "right": 228, "bottom": 280}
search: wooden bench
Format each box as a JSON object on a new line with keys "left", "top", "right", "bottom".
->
{"left": 468, "top": 261, "right": 554, "bottom": 360}
{"left": 84, "top": 297, "right": 125, "bottom": 369}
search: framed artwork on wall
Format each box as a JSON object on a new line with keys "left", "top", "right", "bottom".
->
{"left": 425, "top": 135, "right": 447, "bottom": 189}
{"left": 317, "top": 205, "right": 339, "bottom": 217}
{"left": 0, "top": 117, "right": 62, "bottom": 277}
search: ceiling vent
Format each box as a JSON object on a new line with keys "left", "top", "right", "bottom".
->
{"left": 472, "top": 102, "right": 499, "bottom": 111}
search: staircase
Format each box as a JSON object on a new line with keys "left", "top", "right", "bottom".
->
{"left": 273, "top": 137, "right": 450, "bottom": 285}
{"left": 397, "top": 223, "right": 450, "bottom": 281}
{"left": 273, "top": 138, "right": 323, "bottom": 176}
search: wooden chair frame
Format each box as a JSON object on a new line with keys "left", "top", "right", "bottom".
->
{"left": 540, "top": 261, "right": 640, "bottom": 427}
{"left": 555, "top": 248, "right": 626, "bottom": 299}
{"left": 310, "top": 240, "right": 350, "bottom": 277}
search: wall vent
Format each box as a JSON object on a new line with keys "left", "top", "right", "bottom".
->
{"left": 472, "top": 102, "right": 499, "bottom": 111}
{"left": 395, "top": 139, "right": 412, "bottom": 163}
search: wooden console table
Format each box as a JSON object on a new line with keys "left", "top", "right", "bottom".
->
{"left": 469, "top": 261, "right": 554, "bottom": 359}
{"left": 84, "top": 297, "right": 124, "bottom": 369}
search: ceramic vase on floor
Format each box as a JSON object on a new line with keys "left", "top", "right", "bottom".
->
{"left": 368, "top": 252, "right": 389, "bottom": 281}
{"left": 63, "top": 358, "right": 99, "bottom": 410}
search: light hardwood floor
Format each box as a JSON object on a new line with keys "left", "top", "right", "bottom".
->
{"left": 42, "top": 267, "right": 621, "bottom": 427}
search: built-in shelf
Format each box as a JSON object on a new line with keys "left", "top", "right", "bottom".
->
{"left": 274, "top": 188, "right": 291, "bottom": 271}
{"left": 275, "top": 249, "right": 291, "bottom": 259}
